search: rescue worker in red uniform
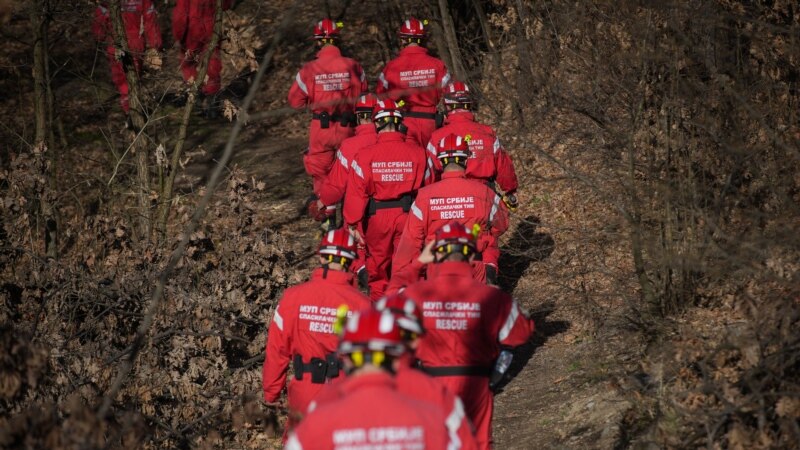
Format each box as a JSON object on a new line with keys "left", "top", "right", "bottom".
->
{"left": 172, "top": 0, "right": 233, "bottom": 113}
{"left": 392, "top": 134, "right": 509, "bottom": 286}
{"left": 403, "top": 222, "right": 535, "bottom": 449}
{"left": 262, "top": 229, "right": 371, "bottom": 435}
{"left": 286, "top": 308, "right": 473, "bottom": 449}
{"left": 343, "top": 100, "right": 429, "bottom": 300}
{"left": 92, "top": 0, "right": 162, "bottom": 113}
{"left": 427, "top": 82, "right": 519, "bottom": 210}
{"left": 377, "top": 18, "right": 450, "bottom": 147}
{"left": 309, "top": 94, "right": 380, "bottom": 286}
{"left": 307, "top": 293, "right": 479, "bottom": 449}
{"left": 288, "top": 19, "right": 367, "bottom": 198}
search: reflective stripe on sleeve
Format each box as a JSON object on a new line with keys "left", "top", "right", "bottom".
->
{"left": 295, "top": 72, "right": 308, "bottom": 94}
{"left": 489, "top": 195, "right": 501, "bottom": 222}
{"left": 498, "top": 300, "right": 520, "bottom": 341}
{"left": 446, "top": 397, "right": 465, "bottom": 450}
{"left": 426, "top": 142, "right": 437, "bottom": 157}
{"left": 336, "top": 150, "right": 348, "bottom": 168}
{"left": 273, "top": 309, "right": 284, "bottom": 331}
{"left": 410, "top": 202, "right": 423, "bottom": 220}
{"left": 285, "top": 434, "right": 303, "bottom": 450}
{"left": 379, "top": 72, "right": 389, "bottom": 89}
{"left": 441, "top": 71, "right": 452, "bottom": 87}
{"left": 351, "top": 160, "right": 364, "bottom": 178}
{"left": 493, "top": 137, "right": 502, "bottom": 154}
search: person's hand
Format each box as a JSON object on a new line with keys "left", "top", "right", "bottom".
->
{"left": 417, "top": 239, "right": 436, "bottom": 264}
{"left": 502, "top": 193, "right": 519, "bottom": 212}
{"left": 307, "top": 199, "right": 328, "bottom": 221}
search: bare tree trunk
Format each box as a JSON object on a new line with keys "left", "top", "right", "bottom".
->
{"left": 108, "top": 0, "right": 151, "bottom": 243}
{"left": 155, "top": 0, "right": 224, "bottom": 241}
{"left": 30, "top": 0, "right": 57, "bottom": 258}
{"left": 437, "top": 0, "right": 467, "bottom": 82}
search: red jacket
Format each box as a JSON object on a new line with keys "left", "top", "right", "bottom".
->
{"left": 92, "top": 0, "right": 162, "bottom": 51}
{"left": 392, "top": 170, "right": 509, "bottom": 277}
{"left": 288, "top": 45, "right": 366, "bottom": 115}
{"left": 427, "top": 111, "right": 519, "bottom": 194}
{"left": 308, "top": 363, "right": 478, "bottom": 449}
{"left": 262, "top": 268, "right": 370, "bottom": 403}
{"left": 286, "top": 371, "right": 465, "bottom": 450}
{"left": 343, "top": 132, "right": 429, "bottom": 226}
{"left": 403, "top": 261, "right": 534, "bottom": 368}
{"left": 172, "top": 0, "right": 233, "bottom": 45}
{"left": 318, "top": 124, "right": 377, "bottom": 206}
{"left": 376, "top": 46, "right": 450, "bottom": 112}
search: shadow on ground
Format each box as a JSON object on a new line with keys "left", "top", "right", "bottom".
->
{"left": 498, "top": 215, "right": 555, "bottom": 294}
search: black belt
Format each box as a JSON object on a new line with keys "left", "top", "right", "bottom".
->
{"left": 366, "top": 194, "right": 413, "bottom": 217}
{"left": 312, "top": 111, "right": 356, "bottom": 128}
{"left": 420, "top": 365, "right": 493, "bottom": 377}
{"left": 293, "top": 354, "right": 342, "bottom": 384}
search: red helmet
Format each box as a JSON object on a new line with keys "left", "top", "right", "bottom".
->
{"left": 433, "top": 221, "right": 478, "bottom": 255}
{"left": 444, "top": 81, "right": 472, "bottom": 105}
{"left": 338, "top": 309, "right": 406, "bottom": 357}
{"left": 399, "top": 17, "right": 427, "bottom": 38}
{"left": 355, "top": 93, "right": 379, "bottom": 114}
{"left": 313, "top": 18, "right": 342, "bottom": 40}
{"left": 375, "top": 292, "right": 424, "bottom": 336}
{"left": 318, "top": 228, "right": 358, "bottom": 262}
{"left": 372, "top": 99, "right": 404, "bottom": 123}
{"left": 436, "top": 133, "right": 471, "bottom": 163}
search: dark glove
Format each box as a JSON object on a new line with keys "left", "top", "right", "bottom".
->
{"left": 486, "top": 264, "right": 498, "bottom": 286}
{"left": 357, "top": 267, "right": 369, "bottom": 291}
{"left": 502, "top": 193, "right": 519, "bottom": 212}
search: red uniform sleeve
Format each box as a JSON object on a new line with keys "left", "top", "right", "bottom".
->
{"left": 142, "top": 0, "right": 162, "bottom": 50}
{"left": 376, "top": 65, "right": 390, "bottom": 96}
{"left": 92, "top": 7, "right": 109, "bottom": 42}
{"left": 493, "top": 137, "right": 518, "bottom": 194}
{"left": 343, "top": 157, "right": 370, "bottom": 226}
{"left": 391, "top": 197, "right": 428, "bottom": 278}
{"left": 386, "top": 259, "right": 424, "bottom": 295}
{"left": 354, "top": 62, "right": 367, "bottom": 96}
{"left": 172, "top": 0, "right": 189, "bottom": 43}
{"left": 489, "top": 193, "right": 509, "bottom": 237}
{"left": 288, "top": 68, "right": 310, "bottom": 109}
{"left": 319, "top": 151, "right": 349, "bottom": 206}
{"left": 262, "top": 302, "right": 293, "bottom": 403}
{"left": 497, "top": 298, "right": 535, "bottom": 347}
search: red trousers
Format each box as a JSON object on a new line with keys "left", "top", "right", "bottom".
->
{"left": 437, "top": 375, "right": 494, "bottom": 450}
{"left": 284, "top": 378, "right": 327, "bottom": 440}
{"left": 364, "top": 208, "right": 407, "bottom": 300}
{"left": 304, "top": 121, "right": 354, "bottom": 195}
{"left": 179, "top": 43, "right": 221, "bottom": 95}
{"left": 403, "top": 116, "right": 437, "bottom": 148}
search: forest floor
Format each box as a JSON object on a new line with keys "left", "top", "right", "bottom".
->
{"left": 0, "top": 1, "right": 654, "bottom": 449}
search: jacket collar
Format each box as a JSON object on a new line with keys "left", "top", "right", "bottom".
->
{"left": 430, "top": 260, "right": 474, "bottom": 278}
{"left": 400, "top": 46, "right": 428, "bottom": 57}
{"left": 445, "top": 110, "right": 475, "bottom": 123}
{"left": 311, "top": 267, "right": 355, "bottom": 284}
{"left": 355, "top": 123, "right": 377, "bottom": 136}
{"left": 376, "top": 131, "right": 406, "bottom": 143}
{"left": 441, "top": 170, "right": 466, "bottom": 180}
{"left": 317, "top": 45, "right": 342, "bottom": 59}
{"left": 343, "top": 370, "right": 396, "bottom": 392}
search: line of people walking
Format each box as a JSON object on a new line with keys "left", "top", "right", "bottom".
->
{"left": 92, "top": 0, "right": 231, "bottom": 118}
{"left": 263, "top": 17, "right": 534, "bottom": 449}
